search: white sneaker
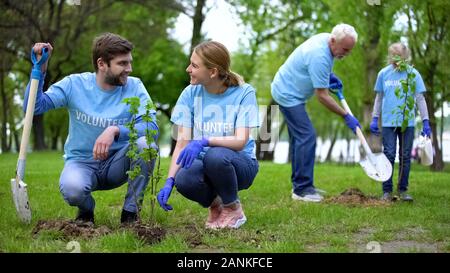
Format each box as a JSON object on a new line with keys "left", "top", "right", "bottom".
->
{"left": 292, "top": 192, "right": 323, "bottom": 202}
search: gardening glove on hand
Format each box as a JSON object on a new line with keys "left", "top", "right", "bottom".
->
{"left": 329, "top": 73, "right": 343, "bottom": 90}
{"left": 176, "top": 138, "right": 209, "bottom": 169}
{"left": 421, "top": 119, "right": 432, "bottom": 138}
{"left": 370, "top": 117, "right": 380, "bottom": 136}
{"left": 343, "top": 113, "right": 361, "bottom": 134}
{"left": 157, "top": 177, "right": 175, "bottom": 211}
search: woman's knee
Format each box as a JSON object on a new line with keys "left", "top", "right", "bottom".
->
{"left": 175, "top": 171, "right": 213, "bottom": 207}
{"left": 204, "top": 147, "right": 232, "bottom": 170}
{"left": 174, "top": 170, "right": 198, "bottom": 194}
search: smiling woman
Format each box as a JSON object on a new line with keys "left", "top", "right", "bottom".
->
{"left": 157, "top": 40, "right": 260, "bottom": 230}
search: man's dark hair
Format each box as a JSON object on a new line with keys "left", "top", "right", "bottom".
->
{"left": 92, "top": 33, "right": 133, "bottom": 72}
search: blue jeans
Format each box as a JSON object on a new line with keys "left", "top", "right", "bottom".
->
{"left": 174, "top": 147, "right": 259, "bottom": 207}
{"left": 59, "top": 137, "right": 155, "bottom": 213}
{"left": 279, "top": 104, "right": 316, "bottom": 195}
{"left": 382, "top": 127, "right": 414, "bottom": 193}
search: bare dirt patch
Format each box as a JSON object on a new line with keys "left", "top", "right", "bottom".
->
{"left": 33, "top": 219, "right": 166, "bottom": 245}
{"left": 32, "top": 219, "right": 111, "bottom": 239}
{"left": 326, "top": 188, "right": 388, "bottom": 206}
{"left": 379, "top": 241, "right": 439, "bottom": 253}
{"left": 125, "top": 222, "right": 166, "bottom": 245}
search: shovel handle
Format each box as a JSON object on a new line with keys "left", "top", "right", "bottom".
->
{"left": 16, "top": 47, "right": 49, "bottom": 179}
{"left": 16, "top": 84, "right": 36, "bottom": 181}
{"left": 339, "top": 98, "right": 373, "bottom": 157}
{"left": 18, "top": 79, "right": 39, "bottom": 164}
{"left": 31, "top": 47, "right": 49, "bottom": 80}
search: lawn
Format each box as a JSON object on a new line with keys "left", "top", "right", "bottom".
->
{"left": 0, "top": 151, "right": 449, "bottom": 253}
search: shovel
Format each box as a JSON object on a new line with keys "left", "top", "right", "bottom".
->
{"left": 331, "top": 88, "right": 392, "bottom": 182}
{"left": 11, "top": 47, "right": 49, "bottom": 223}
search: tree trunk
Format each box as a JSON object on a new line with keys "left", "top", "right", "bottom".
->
{"left": 0, "top": 69, "right": 9, "bottom": 152}
{"left": 189, "top": 0, "right": 206, "bottom": 54}
{"left": 32, "top": 115, "right": 47, "bottom": 150}
{"left": 13, "top": 127, "right": 20, "bottom": 153}
{"left": 362, "top": 5, "right": 383, "bottom": 151}
{"left": 439, "top": 88, "right": 445, "bottom": 158}
{"left": 346, "top": 137, "right": 353, "bottom": 163}
{"left": 51, "top": 130, "right": 59, "bottom": 150}
{"left": 168, "top": 0, "right": 206, "bottom": 157}
{"left": 325, "top": 133, "right": 338, "bottom": 162}
{"left": 426, "top": 93, "right": 444, "bottom": 171}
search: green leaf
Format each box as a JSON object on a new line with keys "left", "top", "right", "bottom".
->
{"left": 401, "top": 119, "right": 408, "bottom": 132}
{"left": 395, "top": 87, "right": 401, "bottom": 98}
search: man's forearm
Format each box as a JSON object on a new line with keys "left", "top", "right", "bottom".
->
{"left": 315, "top": 89, "right": 347, "bottom": 116}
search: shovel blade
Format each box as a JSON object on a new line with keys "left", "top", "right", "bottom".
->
{"left": 11, "top": 178, "right": 32, "bottom": 223}
{"left": 359, "top": 153, "right": 392, "bottom": 182}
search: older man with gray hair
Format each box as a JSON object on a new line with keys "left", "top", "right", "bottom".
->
{"left": 271, "top": 23, "right": 360, "bottom": 202}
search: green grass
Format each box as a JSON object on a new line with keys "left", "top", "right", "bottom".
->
{"left": 0, "top": 152, "right": 449, "bottom": 253}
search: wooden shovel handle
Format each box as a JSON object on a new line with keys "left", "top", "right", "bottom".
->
{"left": 340, "top": 98, "right": 373, "bottom": 157}
{"left": 18, "top": 78, "right": 39, "bottom": 161}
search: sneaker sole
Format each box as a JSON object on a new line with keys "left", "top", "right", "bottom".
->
{"left": 291, "top": 194, "right": 322, "bottom": 202}
{"left": 228, "top": 215, "right": 247, "bottom": 229}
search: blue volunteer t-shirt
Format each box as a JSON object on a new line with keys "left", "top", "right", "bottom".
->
{"left": 374, "top": 64, "right": 426, "bottom": 127}
{"left": 45, "top": 72, "right": 153, "bottom": 161}
{"left": 271, "top": 33, "right": 334, "bottom": 107}
{"left": 171, "top": 83, "right": 259, "bottom": 159}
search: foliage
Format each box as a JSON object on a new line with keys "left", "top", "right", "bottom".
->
{"left": 0, "top": 0, "right": 186, "bottom": 151}
{"left": 122, "top": 97, "right": 161, "bottom": 223}
{"left": 391, "top": 56, "right": 417, "bottom": 132}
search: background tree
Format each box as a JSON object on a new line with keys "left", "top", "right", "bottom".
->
{"left": 401, "top": 0, "right": 450, "bottom": 171}
{"left": 0, "top": 0, "right": 186, "bottom": 151}
{"left": 228, "top": 0, "right": 328, "bottom": 160}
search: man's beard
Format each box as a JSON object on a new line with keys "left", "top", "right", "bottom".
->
{"left": 105, "top": 71, "right": 127, "bottom": 86}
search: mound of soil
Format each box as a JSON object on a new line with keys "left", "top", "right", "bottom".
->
{"left": 32, "top": 220, "right": 111, "bottom": 239}
{"left": 124, "top": 223, "right": 166, "bottom": 245}
{"left": 326, "top": 188, "right": 388, "bottom": 206}
{"left": 33, "top": 219, "right": 167, "bottom": 245}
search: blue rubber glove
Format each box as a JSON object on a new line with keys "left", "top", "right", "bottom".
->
{"left": 422, "top": 119, "right": 431, "bottom": 137}
{"left": 343, "top": 113, "right": 361, "bottom": 134}
{"left": 176, "top": 138, "right": 209, "bottom": 169}
{"left": 370, "top": 117, "right": 380, "bottom": 136}
{"left": 329, "top": 73, "right": 343, "bottom": 90}
{"left": 157, "top": 177, "right": 175, "bottom": 211}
